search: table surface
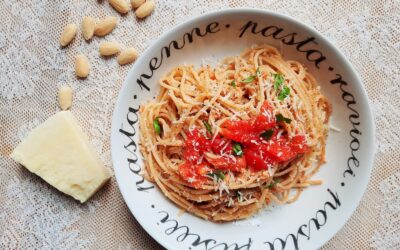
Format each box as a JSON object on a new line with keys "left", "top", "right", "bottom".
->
{"left": 1, "top": 0, "right": 399, "bottom": 249}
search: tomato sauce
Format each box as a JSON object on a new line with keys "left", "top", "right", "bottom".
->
{"left": 178, "top": 102, "right": 308, "bottom": 186}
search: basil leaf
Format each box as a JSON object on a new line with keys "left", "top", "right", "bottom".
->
{"left": 203, "top": 120, "right": 212, "bottom": 134}
{"left": 260, "top": 129, "right": 274, "bottom": 140}
{"left": 242, "top": 75, "right": 256, "bottom": 83}
{"left": 216, "top": 171, "right": 225, "bottom": 180}
{"left": 273, "top": 73, "right": 284, "bottom": 91}
{"left": 278, "top": 85, "right": 290, "bottom": 100}
{"left": 275, "top": 114, "right": 292, "bottom": 124}
{"left": 232, "top": 142, "right": 243, "bottom": 156}
{"left": 207, "top": 170, "right": 225, "bottom": 181}
{"left": 153, "top": 117, "right": 161, "bottom": 135}
{"left": 230, "top": 80, "right": 236, "bottom": 87}
{"left": 235, "top": 190, "right": 243, "bottom": 201}
{"left": 256, "top": 67, "right": 261, "bottom": 77}
{"left": 266, "top": 179, "right": 280, "bottom": 189}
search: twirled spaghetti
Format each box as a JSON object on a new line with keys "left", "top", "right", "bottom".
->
{"left": 139, "top": 45, "right": 331, "bottom": 222}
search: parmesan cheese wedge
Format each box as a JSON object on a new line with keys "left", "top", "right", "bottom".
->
{"left": 10, "top": 111, "right": 111, "bottom": 203}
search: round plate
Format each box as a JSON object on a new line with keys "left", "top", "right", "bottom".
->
{"left": 111, "top": 9, "right": 375, "bottom": 250}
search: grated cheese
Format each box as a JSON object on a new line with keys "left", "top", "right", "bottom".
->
{"left": 329, "top": 124, "right": 341, "bottom": 132}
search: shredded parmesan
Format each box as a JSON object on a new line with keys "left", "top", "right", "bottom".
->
{"left": 329, "top": 124, "right": 341, "bottom": 132}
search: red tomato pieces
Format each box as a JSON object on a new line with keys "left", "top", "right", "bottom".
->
{"left": 244, "top": 146, "right": 274, "bottom": 171}
{"left": 183, "top": 129, "right": 210, "bottom": 164}
{"left": 290, "top": 135, "right": 309, "bottom": 154}
{"left": 178, "top": 101, "right": 309, "bottom": 185}
{"left": 205, "top": 154, "right": 246, "bottom": 172}
{"left": 178, "top": 162, "right": 209, "bottom": 187}
{"left": 263, "top": 139, "right": 296, "bottom": 162}
{"left": 220, "top": 102, "right": 276, "bottom": 144}
{"left": 211, "top": 136, "right": 232, "bottom": 155}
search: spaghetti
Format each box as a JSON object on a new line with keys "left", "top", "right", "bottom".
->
{"left": 139, "top": 45, "right": 331, "bottom": 222}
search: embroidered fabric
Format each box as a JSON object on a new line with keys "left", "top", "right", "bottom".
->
{"left": 0, "top": 0, "right": 398, "bottom": 249}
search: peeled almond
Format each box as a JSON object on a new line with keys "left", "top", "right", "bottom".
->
{"left": 75, "top": 54, "right": 90, "bottom": 78}
{"left": 109, "top": 0, "right": 130, "bottom": 14}
{"left": 58, "top": 86, "right": 73, "bottom": 110}
{"left": 135, "top": 1, "right": 155, "bottom": 19}
{"left": 99, "top": 41, "right": 121, "bottom": 56}
{"left": 82, "top": 16, "right": 96, "bottom": 40}
{"left": 117, "top": 48, "right": 138, "bottom": 65}
{"left": 60, "top": 23, "right": 77, "bottom": 47}
{"left": 131, "top": 0, "right": 145, "bottom": 9}
{"left": 95, "top": 16, "right": 118, "bottom": 37}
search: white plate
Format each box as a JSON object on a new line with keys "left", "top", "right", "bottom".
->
{"left": 111, "top": 9, "right": 375, "bottom": 250}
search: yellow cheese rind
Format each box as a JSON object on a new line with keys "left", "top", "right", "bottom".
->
{"left": 11, "top": 111, "right": 111, "bottom": 203}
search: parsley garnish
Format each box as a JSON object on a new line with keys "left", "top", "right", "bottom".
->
{"left": 278, "top": 86, "right": 290, "bottom": 100}
{"left": 256, "top": 67, "right": 261, "bottom": 77}
{"left": 242, "top": 67, "right": 260, "bottom": 83}
{"left": 260, "top": 129, "right": 274, "bottom": 140}
{"left": 275, "top": 114, "right": 292, "bottom": 124}
{"left": 203, "top": 120, "right": 212, "bottom": 134}
{"left": 272, "top": 73, "right": 290, "bottom": 100}
{"left": 153, "top": 117, "right": 161, "bottom": 135}
{"left": 207, "top": 170, "right": 225, "bottom": 181}
{"left": 266, "top": 179, "right": 280, "bottom": 189}
{"left": 232, "top": 142, "right": 243, "bottom": 156}
{"left": 273, "top": 73, "right": 284, "bottom": 91}
{"left": 230, "top": 80, "right": 236, "bottom": 87}
{"left": 235, "top": 190, "right": 243, "bottom": 201}
{"left": 242, "top": 75, "right": 256, "bottom": 83}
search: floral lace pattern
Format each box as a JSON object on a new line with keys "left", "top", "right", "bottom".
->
{"left": 370, "top": 172, "right": 400, "bottom": 249}
{"left": 0, "top": 0, "right": 398, "bottom": 249}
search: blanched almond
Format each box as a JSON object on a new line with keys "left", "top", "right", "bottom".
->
{"left": 75, "top": 54, "right": 90, "bottom": 78}
{"left": 109, "top": 0, "right": 130, "bottom": 14}
{"left": 117, "top": 48, "right": 138, "bottom": 65}
{"left": 94, "top": 16, "right": 118, "bottom": 37}
{"left": 60, "top": 23, "right": 77, "bottom": 47}
{"left": 131, "top": 0, "right": 145, "bottom": 9}
{"left": 99, "top": 41, "right": 121, "bottom": 56}
{"left": 135, "top": 1, "right": 155, "bottom": 18}
{"left": 82, "top": 16, "right": 95, "bottom": 40}
{"left": 58, "top": 86, "right": 73, "bottom": 110}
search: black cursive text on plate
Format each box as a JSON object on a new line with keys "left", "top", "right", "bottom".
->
{"left": 330, "top": 74, "right": 362, "bottom": 178}
{"left": 136, "top": 22, "right": 221, "bottom": 91}
{"left": 264, "top": 189, "right": 341, "bottom": 250}
{"left": 239, "top": 21, "right": 326, "bottom": 68}
{"left": 119, "top": 106, "right": 154, "bottom": 191}
{"left": 158, "top": 210, "right": 252, "bottom": 250}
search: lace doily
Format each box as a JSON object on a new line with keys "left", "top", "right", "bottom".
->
{"left": 0, "top": 0, "right": 399, "bottom": 249}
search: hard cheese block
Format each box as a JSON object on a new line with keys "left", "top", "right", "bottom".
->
{"left": 11, "top": 111, "right": 111, "bottom": 203}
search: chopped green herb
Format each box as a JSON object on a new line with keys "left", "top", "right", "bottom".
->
{"left": 278, "top": 85, "right": 291, "bottom": 100}
{"left": 242, "top": 75, "right": 256, "bottom": 83}
{"left": 235, "top": 190, "right": 243, "bottom": 201}
{"left": 207, "top": 170, "right": 225, "bottom": 181}
{"left": 153, "top": 117, "right": 161, "bottom": 135}
{"left": 273, "top": 73, "right": 290, "bottom": 100}
{"left": 230, "top": 80, "right": 236, "bottom": 87}
{"left": 256, "top": 67, "right": 261, "bottom": 77}
{"left": 232, "top": 142, "right": 243, "bottom": 156}
{"left": 260, "top": 129, "right": 274, "bottom": 140}
{"left": 203, "top": 120, "right": 212, "bottom": 134}
{"left": 266, "top": 179, "right": 280, "bottom": 189}
{"left": 273, "top": 73, "right": 284, "bottom": 91}
{"left": 275, "top": 114, "right": 292, "bottom": 124}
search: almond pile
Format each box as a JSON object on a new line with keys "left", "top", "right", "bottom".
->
{"left": 59, "top": 0, "right": 156, "bottom": 81}
{"left": 57, "top": 1, "right": 155, "bottom": 110}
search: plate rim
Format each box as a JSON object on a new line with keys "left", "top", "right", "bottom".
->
{"left": 111, "top": 8, "right": 376, "bottom": 249}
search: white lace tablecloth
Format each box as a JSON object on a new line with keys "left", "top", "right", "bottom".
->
{"left": 0, "top": 0, "right": 399, "bottom": 249}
